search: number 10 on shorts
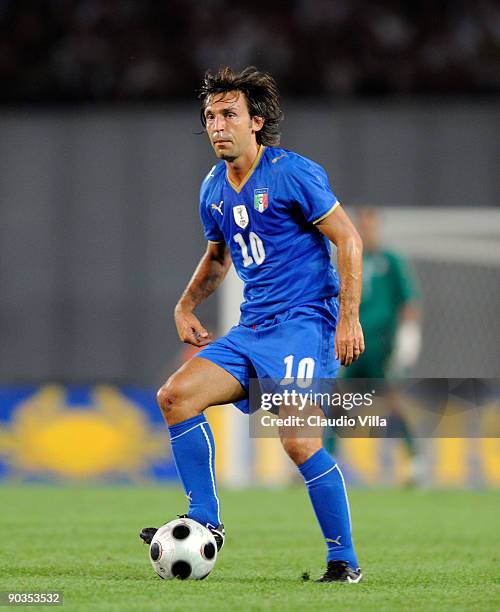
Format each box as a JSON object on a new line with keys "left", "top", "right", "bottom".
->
{"left": 280, "top": 355, "right": 315, "bottom": 387}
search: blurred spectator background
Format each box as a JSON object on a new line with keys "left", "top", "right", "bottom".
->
{"left": 0, "top": 0, "right": 498, "bottom": 487}
{"left": 1, "top": 0, "right": 500, "bottom": 104}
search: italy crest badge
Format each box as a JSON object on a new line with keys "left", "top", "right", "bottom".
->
{"left": 254, "top": 188, "right": 269, "bottom": 213}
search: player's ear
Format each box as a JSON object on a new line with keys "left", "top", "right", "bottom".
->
{"left": 252, "top": 116, "right": 264, "bottom": 133}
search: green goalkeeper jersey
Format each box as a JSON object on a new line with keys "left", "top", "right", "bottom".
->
{"left": 360, "top": 249, "right": 418, "bottom": 344}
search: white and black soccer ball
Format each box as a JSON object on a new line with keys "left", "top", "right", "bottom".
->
{"left": 149, "top": 518, "right": 218, "bottom": 580}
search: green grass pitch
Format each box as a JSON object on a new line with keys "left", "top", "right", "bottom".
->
{"left": 0, "top": 486, "right": 499, "bottom": 611}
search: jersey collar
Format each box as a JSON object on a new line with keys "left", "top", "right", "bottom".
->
{"left": 226, "top": 145, "right": 266, "bottom": 194}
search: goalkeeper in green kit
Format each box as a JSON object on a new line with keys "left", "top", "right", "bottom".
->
{"left": 327, "top": 206, "right": 423, "bottom": 484}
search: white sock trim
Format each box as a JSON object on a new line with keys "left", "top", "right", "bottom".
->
{"left": 304, "top": 464, "right": 337, "bottom": 485}
{"left": 169, "top": 422, "right": 204, "bottom": 441}
{"left": 335, "top": 463, "right": 352, "bottom": 529}
{"left": 201, "top": 423, "right": 221, "bottom": 525}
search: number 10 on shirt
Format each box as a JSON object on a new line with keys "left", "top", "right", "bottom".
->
{"left": 234, "top": 232, "right": 266, "bottom": 267}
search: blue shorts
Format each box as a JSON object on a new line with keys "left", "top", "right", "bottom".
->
{"left": 198, "top": 298, "right": 341, "bottom": 413}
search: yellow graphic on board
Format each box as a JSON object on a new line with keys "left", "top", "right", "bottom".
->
{"left": 0, "top": 385, "right": 167, "bottom": 480}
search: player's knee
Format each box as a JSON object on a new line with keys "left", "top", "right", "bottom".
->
{"left": 156, "top": 379, "right": 174, "bottom": 416}
{"left": 156, "top": 374, "right": 192, "bottom": 423}
{"left": 280, "top": 437, "right": 306, "bottom": 464}
{"left": 280, "top": 436, "right": 321, "bottom": 465}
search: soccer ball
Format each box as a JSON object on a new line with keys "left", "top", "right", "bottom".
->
{"left": 149, "top": 518, "right": 218, "bottom": 580}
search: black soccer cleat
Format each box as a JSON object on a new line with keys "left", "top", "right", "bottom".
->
{"left": 139, "top": 527, "right": 158, "bottom": 545}
{"left": 208, "top": 523, "right": 225, "bottom": 552}
{"left": 139, "top": 518, "right": 226, "bottom": 552}
{"left": 316, "top": 560, "right": 363, "bottom": 583}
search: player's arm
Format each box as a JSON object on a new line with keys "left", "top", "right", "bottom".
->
{"left": 391, "top": 256, "right": 422, "bottom": 372}
{"left": 400, "top": 301, "right": 421, "bottom": 326}
{"left": 316, "top": 205, "right": 364, "bottom": 366}
{"left": 391, "top": 302, "right": 422, "bottom": 371}
{"left": 174, "top": 241, "right": 231, "bottom": 347}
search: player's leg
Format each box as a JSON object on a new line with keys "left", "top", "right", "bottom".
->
{"left": 356, "top": 342, "right": 420, "bottom": 483}
{"left": 157, "top": 356, "right": 245, "bottom": 426}
{"left": 279, "top": 420, "right": 360, "bottom": 581}
{"left": 252, "top": 301, "right": 361, "bottom": 581}
{"left": 385, "top": 386, "right": 421, "bottom": 484}
{"left": 148, "top": 355, "right": 246, "bottom": 542}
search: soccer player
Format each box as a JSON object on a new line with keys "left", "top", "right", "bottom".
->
{"left": 335, "top": 206, "right": 422, "bottom": 482}
{"left": 140, "top": 67, "right": 365, "bottom": 583}
{"left": 350, "top": 207, "right": 421, "bottom": 381}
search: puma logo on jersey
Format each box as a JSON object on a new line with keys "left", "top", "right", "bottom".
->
{"left": 272, "top": 153, "right": 287, "bottom": 164}
{"left": 211, "top": 201, "right": 224, "bottom": 216}
{"left": 326, "top": 536, "right": 342, "bottom": 546}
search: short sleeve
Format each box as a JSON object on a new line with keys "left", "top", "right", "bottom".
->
{"left": 290, "top": 159, "right": 338, "bottom": 224}
{"left": 199, "top": 188, "right": 224, "bottom": 243}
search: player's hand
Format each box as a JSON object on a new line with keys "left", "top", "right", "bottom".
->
{"left": 174, "top": 307, "right": 213, "bottom": 347}
{"left": 335, "top": 317, "right": 365, "bottom": 367}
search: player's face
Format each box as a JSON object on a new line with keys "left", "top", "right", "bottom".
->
{"left": 204, "top": 91, "right": 261, "bottom": 162}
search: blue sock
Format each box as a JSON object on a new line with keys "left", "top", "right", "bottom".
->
{"left": 168, "top": 414, "right": 221, "bottom": 529}
{"left": 298, "top": 448, "right": 358, "bottom": 567}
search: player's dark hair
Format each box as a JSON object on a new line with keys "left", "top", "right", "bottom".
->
{"left": 199, "top": 66, "right": 283, "bottom": 146}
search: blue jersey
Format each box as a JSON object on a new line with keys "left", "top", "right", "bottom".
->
{"left": 199, "top": 145, "right": 340, "bottom": 325}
